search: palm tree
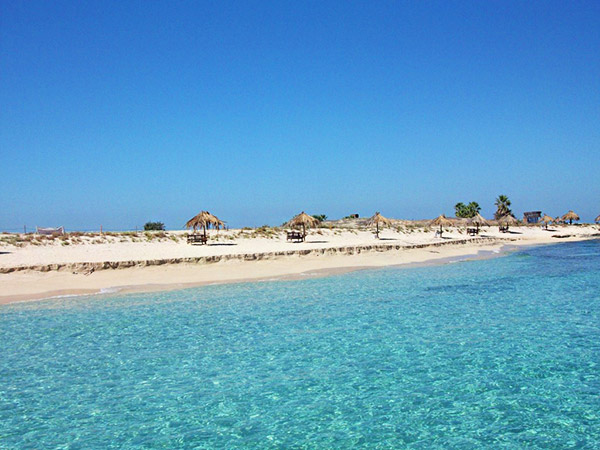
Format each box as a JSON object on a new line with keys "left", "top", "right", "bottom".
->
{"left": 494, "top": 195, "right": 512, "bottom": 220}
{"left": 466, "top": 201, "right": 481, "bottom": 218}
{"left": 455, "top": 201, "right": 481, "bottom": 219}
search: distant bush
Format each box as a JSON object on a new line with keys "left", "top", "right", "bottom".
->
{"left": 312, "top": 214, "right": 327, "bottom": 222}
{"left": 144, "top": 222, "right": 165, "bottom": 231}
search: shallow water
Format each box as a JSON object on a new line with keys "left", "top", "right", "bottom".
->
{"left": 1, "top": 241, "right": 599, "bottom": 448}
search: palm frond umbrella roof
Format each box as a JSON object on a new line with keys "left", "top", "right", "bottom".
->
{"left": 561, "top": 210, "right": 580, "bottom": 222}
{"left": 430, "top": 214, "right": 454, "bottom": 227}
{"left": 498, "top": 214, "right": 519, "bottom": 225}
{"left": 185, "top": 211, "right": 225, "bottom": 231}
{"left": 540, "top": 214, "right": 554, "bottom": 224}
{"left": 367, "top": 212, "right": 392, "bottom": 227}
{"left": 467, "top": 213, "right": 490, "bottom": 226}
{"left": 287, "top": 211, "right": 319, "bottom": 228}
{"left": 596, "top": 214, "right": 600, "bottom": 223}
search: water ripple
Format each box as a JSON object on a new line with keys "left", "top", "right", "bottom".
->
{"left": 1, "top": 240, "right": 599, "bottom": 448}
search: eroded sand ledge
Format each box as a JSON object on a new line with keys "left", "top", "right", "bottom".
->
{"left": 0, "top": 236, "right": 508, "bottom": 274}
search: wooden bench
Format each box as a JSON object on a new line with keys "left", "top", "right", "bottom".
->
{"left": 187, "top": 234, "right": 208, "bottom": 245}
{"left": 286, "top": 231, "right": 304, "bottom": 242}
{"left": 466, "top": 227, "right": 478, "bottom": 236}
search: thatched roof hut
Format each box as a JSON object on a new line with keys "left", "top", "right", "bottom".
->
{"left": 367, "top": 212, "right": 392, "bottom": 238}
{"left": 497, "top": 214, "right": 519, "bottom": 232}
{"left": 468, "top": 213, "right": 490, "bottom": 226}
{"left": 430, "top": 214, "right": 453, "bottom": 236}
{"left": 430, "top": 214, "right": 453, "bottom": 228}
{"left": 287, "top": 212, "right": 319, "bottom": 238}
{"left": 430, "top": 214, "right": 453, "bottom": 227}
{"left": 498, "top": 214, "right": 519, "bottom": 225}
{"left": 561, "top": 210, "right": 580, "bottom": 224}
{"left": 540, "top": 214, "right": 554, "bottom": 229}
{"left": 467, "top": 212, "right": 490, "bottom": 232}
{"left": 185, "top": 211, "right": 225, "bottom": 237}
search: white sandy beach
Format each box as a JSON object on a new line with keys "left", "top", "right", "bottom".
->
{"left": 1, "top": 224, "right": 598, "bottom": 304}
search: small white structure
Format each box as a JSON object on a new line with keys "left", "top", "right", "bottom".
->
{"left": 36, "top": 226, "right": 65, "bottom": 236}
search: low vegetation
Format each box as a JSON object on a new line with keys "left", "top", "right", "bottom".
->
{"left": 144, "top": 221, "right": 165, "bottom": 231}
{"left": 228, "top": 226, "right": 282, "bottom": 240}
{"left": 0, "top": 230, "right": 183, "bottom": 248}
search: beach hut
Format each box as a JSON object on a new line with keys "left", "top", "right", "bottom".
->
{"left": 287, "top": 212, "right": 319, "bottom": 241}
{"left": 430, "top": 214, "right": 453, "bottom": 238}
{"left": 467, "top": 213, "right": 490, "bottom": 234}
{"left": 540, "top": 214, "right": 554, "bottom": 229}
{"left": 185, "top": 211, "right": 224, "bottom": 244}
{"left": 498, "top": 214, "right": 519, "bottom": 232}
{"left": 523, "top": 211, "right": 542, "bottom": 224}
{"left": 367, "top": 212, "right": 392, "bottom": 239}
{"left": 561, "top": 210, "right": 580, "bottom": 225}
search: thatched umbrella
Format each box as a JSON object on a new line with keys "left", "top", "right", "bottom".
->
{"left": 596, "top": 215, "right": 600, "bottom": 224}
{"left": 499, "top": 214, "right": 518, "bottom": 224}
{"left": 185, "top": 211, "right": 224, "bottom": 239}
{"left": 540, "top": 214, "right": 554, "bottom": 229}
{"left": 288, "top": 212, "right": 319, "bottom": 240}
{"left": 498, "top": 214, "right": 519, "bottom": 231}
{"left": 430, "top": 214, "right": 453, "bottom": 237}
{"left": 561, "top": 210, "right": 580, "bottom": 225}
{"left": 467, "top": 213, "right": 490, "bottom": 233}
{"left": 367, "top": 212, "right": 392, "bottom": 239}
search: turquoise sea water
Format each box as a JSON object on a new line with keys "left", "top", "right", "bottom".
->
{"left": 1, "top": 240, "right": 599, "bottom": 448}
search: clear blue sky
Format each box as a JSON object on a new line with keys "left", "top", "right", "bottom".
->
{"left": 1, "top": 1, "right": 599, "bottom": 230}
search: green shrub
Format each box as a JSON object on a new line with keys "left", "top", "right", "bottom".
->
{"left": 144, "top": 222, "right": 165, "bottom": 231}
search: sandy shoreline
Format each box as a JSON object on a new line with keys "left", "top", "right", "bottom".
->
{"left": 1, "top": 225, "right": 598, "bottom": 305}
